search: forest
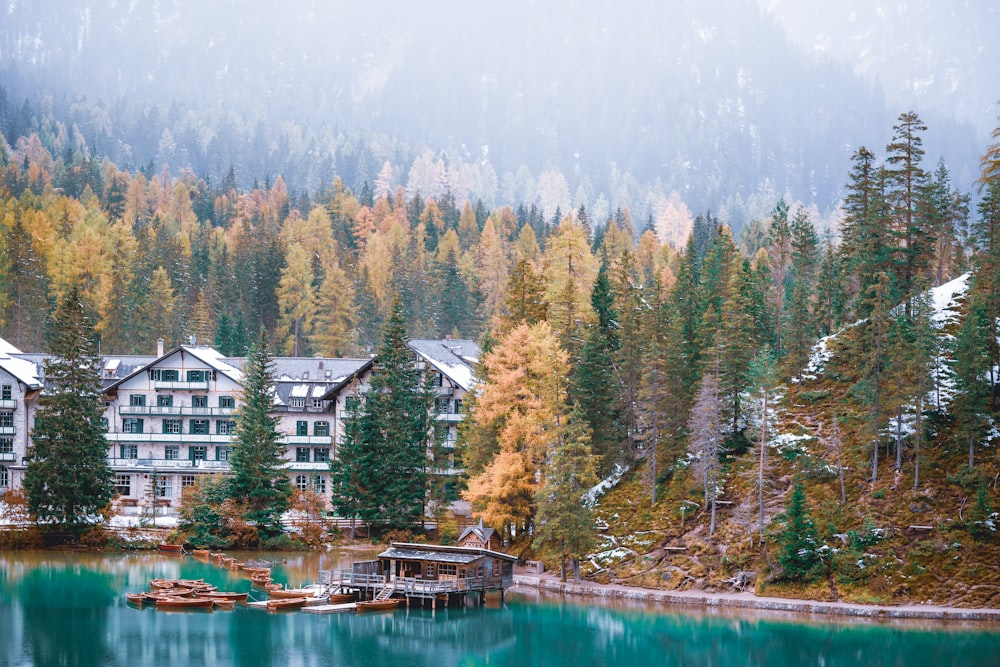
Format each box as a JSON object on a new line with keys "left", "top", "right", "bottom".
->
{"left": 1, "top": 98, "right": 999, "bottom": 602}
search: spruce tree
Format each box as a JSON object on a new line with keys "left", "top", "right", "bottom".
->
{"left": 533, "top": 403, "right": 599, "bottom": 582}
{"left": 572, "top": 263, "right": 625, "bottom": 475}
{"left": 227, "top": 329, "right": 292, "bottom": 542}
{"left": 777, "top": 481, "right": 821, "bottom": 581}
{"left": 331, "top": 299, "right": 431, "bottom": 530}
{"left": 24, "top": 284, "right": 115, "bottom": 531}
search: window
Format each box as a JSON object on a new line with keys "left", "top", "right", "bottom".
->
{"left": 115, "top": 474, "right": 131, "bottom": 496}
{"left": 453, "top": 399, "right": 463, "bottom": 414}
{"left": 311, "top": 397, "right": 324, "bottom": 409}
{"left": 314, "top": 448, "right": 329, "bottom": 463}
{"left": 129, "top": 394, "right": 146, "bottom": 407}
{"left": 122, "top": 418, "right": 143, "bottom": 433}
{"left": 1, "top": 385, "right": 11, "bottom": 400}
{"left": 219, "top": 396, "right": 235, "bottom": 409}
{"left": 0, "top": 438, "right": 12, "bottom": 453}
{"left": 100, "top": 417, "right": 109, "bottom": 430}
{"left": 439, "top": 564, "right": 457, "bottom": 576}
{"left": 295, "top": 474, "right": 309, "bottom": 491}
{"left": 296, "top": 447, "right": 310, "bottom": 463}
{"left": 314, "top": 421, "right": 330, "bottom": 436}
{"left": 190, "top": 419, "right": 209, "bottom": 435}
{"left": 157, "top": 395, "right": 173, "bottom": 407}
{"left": 192, "top": 395, "right": 208, "bottom": 408}
{"left": 151, "top": 369, "right": 178, "bottom": 382}
{"left": 296, "top": 421, "right": 308, "bottom": 436}
{"left": 165, "top": 445, "right": 179, "bottom": 460}
{"left": 187, "top": 370, "right": 209, "bottom": 382}
{"left": 0, "top": 412, "right": 12, "bottom": 427}
{"left": 425, "top": 563, "right": 436, "bottom": 578}
{"left": 189, "top": 446, "right": 207, "bottom": 461}
{"left": 290, "top": 397, "right": 305, "bottom": 409}
{"left": 435, "top": 398, "right": 450, "bottom": 414}
{"left": 120, "top": 444, "right": 138, "bottom": 459}
{"left": 163, "top": 419, "right": 182, "bottom": 434}
{"left": 0, "top": 466, "right": 8, "bottom": 488}
{"left": 181, "top": 475, "right": 196, "bottom": 489}
{"left": 216, "top": 447, "right": 231, "bottom": 461}
{"left": 156, "top": 476, "right": 172, "bottom": 498}
{"left": 217, "top": 420, "right": 235, "bottom": 435}
{"left": 312, "top": 475, "right": 327, "bottom": 494}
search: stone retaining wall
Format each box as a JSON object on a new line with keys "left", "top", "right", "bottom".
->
{"left": 512, "top": 575, "right": 1000, "bottom": 622}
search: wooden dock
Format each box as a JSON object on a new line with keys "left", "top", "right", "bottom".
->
{"left": 302, "top": 602, "right": 358, "bottom": 614}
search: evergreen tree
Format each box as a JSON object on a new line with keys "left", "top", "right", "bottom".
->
{"left": 688, "top": 360, "right": 723, "bottom": 536}
{"left": 227, "top": 329, "right": 292, "bottom": 542}
{"left": 784, "top": 208, "right": 819, "bottom": 375}
{"left": 330, "top": 299, "right": 431, "bottom": 530}
{"left": 885, "top": 111, "right": 931, "bottom": 301}
{"left": 24, "top": 284, "right": 115, "bottom": 531}
{"left": 767, "top": 199, "right": 792, "bottom": 356}
{"left": 498, "top": 258, "right": 548, "bottom": 331}
{"left": 571, "top": 263, "right": 625, "bottom": 475}
{"left": 776, "top": 481, "right": 822, "bottom": 581}
{"left": 533, "top": 403, "right": 599, "bottom": 582}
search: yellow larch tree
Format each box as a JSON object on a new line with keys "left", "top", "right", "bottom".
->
{"left": 275, "top": 242, "right": 317, "bottom": 357}
{"left": 543, "top": 216, "right": 597, "bottom": 349}
{"left": 462, "top": 321, "right": 570, "bottom": 541}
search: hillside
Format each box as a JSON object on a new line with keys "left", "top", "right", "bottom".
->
{"left": 586, "top": 275, "right": 1000, "bottom": 607}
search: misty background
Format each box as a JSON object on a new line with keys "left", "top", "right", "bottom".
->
{"left": 0, "top": 0, "right": 995, "bottom": 235}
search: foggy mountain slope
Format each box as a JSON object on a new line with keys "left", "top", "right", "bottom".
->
{"left": 0, "top": 1, "right": 986, "bottom": 226}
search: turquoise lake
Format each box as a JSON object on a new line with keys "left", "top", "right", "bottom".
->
{"left": 0, "top": 551, "right": 997, "bottom": 666}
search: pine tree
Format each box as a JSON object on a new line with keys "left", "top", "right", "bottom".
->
{"left": 885, "top": 111, "right": 931, "bottom": 301}
{"left": 571, "top": 263, "right": 625, "bottom": 475}
{"left": 768, "top": 199, "right": 792, "bottom": 356}
{"left": 784, "top": 208, "right": 819, "bottom": 375}
{"left": 227, "top": 329, "right": 292, "bottom": 542}
{"left": 533, "top": 403, "right": 599, "bottom": 582}
{"left": 497, "top": 258, "right": 548, "bottom": 331}
{"left": 776, "top": 481, "right": 822, "bottom": 581}
{"left": 24, "top": 284, "right": 115, "bottom": 531}
{"left": 330, "top": 299, "right": 431, "bottom": 530}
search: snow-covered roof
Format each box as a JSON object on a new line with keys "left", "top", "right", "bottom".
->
{"left": 290, "top": 384, "right": 310, "bottom": 398}
{"left": 0, "top": 350, "right": 41, "bottom": 389}
{"left": 408, "top": 339, "right": 480, "bottom": 391}
{"left": 0, "top": 337, "right": 23, "bottom": 355}
{"left": 272, "top": 357, "right": 374, "bottom": 405}
{"left": 182, "top": 346, "right": 243, "bottom": 382}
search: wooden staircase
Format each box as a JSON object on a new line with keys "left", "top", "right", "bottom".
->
{"left": 373, "top": 583, "right": 395, "bottom": 602}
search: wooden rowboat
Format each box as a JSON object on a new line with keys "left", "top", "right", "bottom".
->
{"left": 265, "top": 597, "right": 308, "bottom": 611}
{"left": 150, "top": 578, "right": 203, "bottom": 590}
{"left": 356, "top": 599, "right": 402, "bottom": 613}
{"left": 158, "top": 543, "right": 184, "bottom": 553}
{"left": 211, "top": 599, "right": 236, "bottom": 610}
{"left": 155, "top": 596, "right": 215, "bottom": 609}
{"left": 327, "top": 592, "right": 357, "bottom": 604}
{"left": 125, "top": 593, "right": 146, "bottom": 605}
{"left": 267, "top": 587, "right": 323, "bottom": 599}
{"left": 191, "top": 549, "right": 211, "bottom": 558}
{"left": 199, "top": 591, "right": 249, "bottom": 602}
{"left": 142, "top": 589, "right": 194, "bottom": 601}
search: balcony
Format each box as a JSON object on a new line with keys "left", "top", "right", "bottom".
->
{"left": 104, "top": 432, "right": 235, "bottom": 445}
{"left": 119, "top": 405, "right": 235, "bottom": 417}
{"left": 281, "top": 435, "right": 333, "bottom": 446}
{"left": 0, "top": 399, "right": 17, "bottom": 409}
{"left": 283, "top": 461, "right": 331, "bottom": 472}
{"left": 0, "top": 426, "right": 15, "bottom": 436}
{"left": 153, "top": 380, "right": 210, "bottom": 391}
{"left": 108, "top": 457, "right": 230, "bottom": 471}
{"left": 434, "top": 413, "right": 463, "bottom": 423}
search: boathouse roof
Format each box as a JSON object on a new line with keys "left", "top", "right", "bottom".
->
{"left": 379, "top": 542, "right": 517, "bottom": 564}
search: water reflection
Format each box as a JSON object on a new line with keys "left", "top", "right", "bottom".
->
{"left": 0, "top": 551, "right": 997, "bottom": 667}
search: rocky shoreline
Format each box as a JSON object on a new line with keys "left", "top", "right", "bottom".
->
{"left": 512, "top": 574, "right": 1000, "bottom": 622}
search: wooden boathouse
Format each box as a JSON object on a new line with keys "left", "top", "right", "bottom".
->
{"left": 321, "top": 542, "right": 517, "bottom": 609}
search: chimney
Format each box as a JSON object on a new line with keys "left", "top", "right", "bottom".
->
{"left": 157, "top": 338, "right": 164, "bottom": 357}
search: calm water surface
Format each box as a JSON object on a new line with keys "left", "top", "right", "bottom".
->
{"left": 0, "top": 550, "right": 997, "bottom": 667}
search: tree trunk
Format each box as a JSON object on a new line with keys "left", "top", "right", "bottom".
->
{"left": 758, "top": 389, "right": 767, "bottom": 544}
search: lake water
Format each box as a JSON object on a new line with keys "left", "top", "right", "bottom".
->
{"left": 1, "top": 550, "right": 998, "bottom": 666}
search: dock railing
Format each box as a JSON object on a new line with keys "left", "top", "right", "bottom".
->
{"left": 321, "top": 569, "right": 502, "bottom": 594}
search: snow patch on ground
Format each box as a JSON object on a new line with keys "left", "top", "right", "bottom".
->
{"left": 586, "top": 464, "right": 628, "bottom": 507}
